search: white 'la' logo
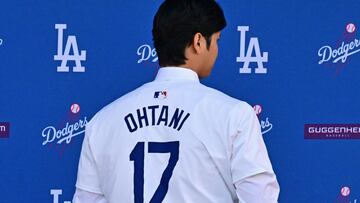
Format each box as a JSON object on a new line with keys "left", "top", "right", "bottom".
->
{"left": 237, "top": 26, "right": 268, "bottom": 74}
{"left": 54, "top": 24, "right": 86, "bottom": 72}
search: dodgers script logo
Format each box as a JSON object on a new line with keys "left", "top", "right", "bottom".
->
{"left": 42, "top": 117, "right": 88, "bottom": 146}
{"left": 0, "top": 37, "right": 3, "bottom": 46}
{"left": 50, "top": 189, "right": 71, "bottom": 203}
{"left": 137, "top": 44, "right": 158, "bottom": 64}
{"left": 317, "top": 23, "right": 359, "bottom": 73}
{"left": 54, "top": 24, "right": 86, "bottom": 73}
{"left": 237, "top": 26, "right": 268, "bottom": 74}
{"left": 42, "top": 103, "right": 88, "bottom": 147}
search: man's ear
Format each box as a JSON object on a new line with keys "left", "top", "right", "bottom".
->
{"left": 192, "top": 32, "right": 204, "bottom": 54}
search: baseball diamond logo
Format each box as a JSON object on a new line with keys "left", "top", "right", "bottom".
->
{"left": 54, "top": 24, "right": 86, "bottom": 73}
{"left": 237, "top": 26, "right": 268, "bottom": 74}
{"left": 50, "top": 189, "right": 71, "bottom": 203}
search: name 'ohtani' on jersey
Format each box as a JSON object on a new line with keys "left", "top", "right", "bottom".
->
{"left": 124, "top": 105, "right": 190, "bottom": 133}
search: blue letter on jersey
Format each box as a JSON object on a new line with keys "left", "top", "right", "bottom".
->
{"left": 124, "top": 105, "right": 190, "bottom": 133}
{"left": 137, "top": 107, "right": 149, "bottom": 128}
{"left": 125, "top": 113, "right": 138, "bottom": 132}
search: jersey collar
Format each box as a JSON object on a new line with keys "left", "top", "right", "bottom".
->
{"left": 154, "top": 67, "right": 200, "bottom": 82}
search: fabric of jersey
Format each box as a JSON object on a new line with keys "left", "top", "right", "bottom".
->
{"left": 74, "top": 67, "right": 279, "bottom": 203}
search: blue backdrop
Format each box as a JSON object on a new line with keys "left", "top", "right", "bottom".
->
{"left": 1, "top": 0, "right": 360, "bottom": 202}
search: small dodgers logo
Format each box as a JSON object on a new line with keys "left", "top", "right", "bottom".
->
{"left": 237, "top": 26, "right": 268, "bottom": 74}
{"left": 54, "top": 24, "right": 86, "bottom": 73}
{"left": 154, "top": 91, "right": 167, "bottom": 99}
{"left": 42, "top": 103, "right": 88, "bottom": 148}
{"left": 317, "top": 23, "right": 360, "bottom": 74}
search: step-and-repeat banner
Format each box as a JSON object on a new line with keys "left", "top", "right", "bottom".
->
{"left": 1, "top": 0, "right": 359, "bottom": 202}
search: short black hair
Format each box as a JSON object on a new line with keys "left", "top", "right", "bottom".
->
{"left": 152, "top": 0, "right": 226, "bottom": 67}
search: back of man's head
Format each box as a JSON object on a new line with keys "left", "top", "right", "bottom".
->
{"left": 152, "top": 0, "right": 226, "bottom": 67}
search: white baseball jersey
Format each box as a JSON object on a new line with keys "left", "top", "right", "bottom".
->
{"left": 74, "top": 67, "right": 279, "bottom": 203}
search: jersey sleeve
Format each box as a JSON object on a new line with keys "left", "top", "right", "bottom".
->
{"left": 234, "top": 172, "right": 279, "bottom": 203}
{"left": 75, "top": 120, "right": 103, "bottom": 194}
{"left": 229, "top": 102, "right": 278, "bottom": 185}
{"left": 73, "top": 188, "right": 108, "bottom": 203}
